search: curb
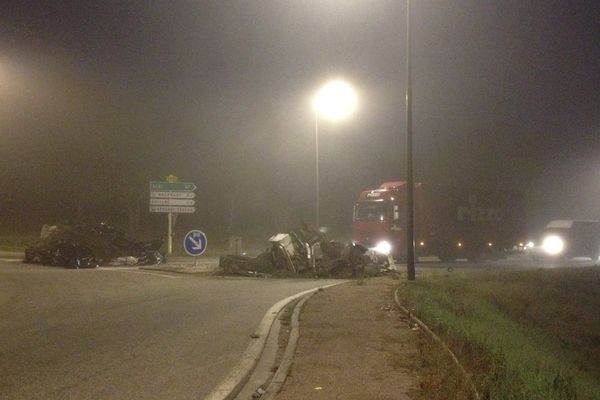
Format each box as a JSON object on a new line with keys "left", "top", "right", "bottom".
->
{"left": 205, "top": 282, "right": 342, "bottom": 400}
{"left": 260, "top": 291, "right": 313, "bottom": 399}
{"left": 138, "top": 265, "right": 217, "bottom": 275}
{"left": 393, "top": 287, "right": 480, "bottom": 400}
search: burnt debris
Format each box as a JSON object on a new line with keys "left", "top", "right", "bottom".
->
{"left": 220, "top": 225, "right": 391, "bottom": 278}
{"left": 24, "top": 222, "right": 165, "bottom": 268}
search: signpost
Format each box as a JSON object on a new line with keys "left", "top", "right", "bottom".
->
{"left": 149, "top": 176, "right": 196, "bottom": 254}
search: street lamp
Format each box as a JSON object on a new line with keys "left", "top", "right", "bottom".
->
{"left": 311, "top": 79, "right": 358, "bottom": 229}
{"left": 405, "top": 0, "right": 416, "bottom": 280}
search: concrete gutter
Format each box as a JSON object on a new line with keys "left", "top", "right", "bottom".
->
{"left": 205, "top": 282, "right": 343, "bottom": 400}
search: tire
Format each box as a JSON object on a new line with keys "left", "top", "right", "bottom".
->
{"left": 140, "top": 250, "right": 165, "bottom": 266}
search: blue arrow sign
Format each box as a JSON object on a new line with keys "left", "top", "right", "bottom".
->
{"left": 183, "top": 230, "right": 207, "bottom": 256}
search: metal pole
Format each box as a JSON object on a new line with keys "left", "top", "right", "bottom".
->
{"left": 315, "top": 110, "right": 320, "bottom": 229}
{"left": 167, "top": 212, "right": 173, "bottom": 255}
{"left": 406, "top": 0, "right": 416, "bottom": 280}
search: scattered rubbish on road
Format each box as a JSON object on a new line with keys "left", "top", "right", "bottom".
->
{"left": 24, "top": 222, "right": 165, "bottom": 268}
{"left": 219, "top": 224, "right": 391, "bottom": 278}
{"left": 108, "top": 256, "right": 140, "bottom": 266}
{"left": 251, "top": 387, "right": 266, "bottom": 399}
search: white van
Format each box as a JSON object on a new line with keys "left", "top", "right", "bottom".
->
{"left": 528, "top": 220, "right": 600, "bottom": 262}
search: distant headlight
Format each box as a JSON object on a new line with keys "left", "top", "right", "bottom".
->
{"left": 542, "top": 235, "right": 564, "bottom": 255}
{"left": 373, "top": 240, "right": 392, "bottom": 255}
{"left": 526, "top": 241, "right": 535, "bottom": 248}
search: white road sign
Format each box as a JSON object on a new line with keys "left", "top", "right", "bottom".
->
{"left": 149, "top": 180, "right": 196, "bottom": 214}
{"left": 150, "top": 191, "right": 196, "bottom": 199}
{"left": 149, "top": 205, "right": 196, "bottom": 214}
{"left": 150, "top": 198, "right": 195, "bottom": 206}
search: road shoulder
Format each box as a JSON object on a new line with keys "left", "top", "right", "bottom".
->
{"left": 274, "top": 277, "right": 419, "bottom": 400}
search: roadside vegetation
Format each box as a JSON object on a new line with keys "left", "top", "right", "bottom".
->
{"left": 396, "top": 267, "right": 600, "bottom": 400}
{"left": 0, "top": 233, "right": 38, "bottom": 251}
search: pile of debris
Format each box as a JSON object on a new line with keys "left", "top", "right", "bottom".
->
{"left": 24, "top": 222, "right": 165, "bottom": 268}
{"left": 219, "top": 225, "right": 391, "bottom": 278}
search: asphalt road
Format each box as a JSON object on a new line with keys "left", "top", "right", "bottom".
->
{"left": 412, "top": 253, "right": 599, "bottom": 272}
{"left": 0, "top": 259, "right": 337, "bottom": 400}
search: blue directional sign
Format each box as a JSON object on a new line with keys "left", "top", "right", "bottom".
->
{"left": 183, "top": 230, "right": 208, "bottom": 256}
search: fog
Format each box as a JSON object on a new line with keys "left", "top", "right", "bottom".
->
{"left": 1, "top": 1, "right": 598, "bottom": 243}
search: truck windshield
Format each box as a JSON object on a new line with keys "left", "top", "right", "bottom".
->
{"left": 355, "top": 201, "right": 388, "bottom": 221}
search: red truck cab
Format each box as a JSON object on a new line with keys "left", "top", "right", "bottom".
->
{"left": 352, "top": 181, "right": 409, "bottom": 259}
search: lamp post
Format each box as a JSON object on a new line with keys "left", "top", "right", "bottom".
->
{"left": 312, "top": 79, "right": 358, "bottom": 229}
{"left": 315, "top": 110, "right": 320, "bottom": 229}
{"left": 405, "top": 0, "right": 416, "bottom": 280}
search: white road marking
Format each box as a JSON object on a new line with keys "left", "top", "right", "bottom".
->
{"left": 132, "top": 271, "right": 181, "bottom": 279}
{"left": 0, "top": 258, "right": 22, "bottom": 263}
{"left": 99, "top": 268, "right": 180, "bottom": 279}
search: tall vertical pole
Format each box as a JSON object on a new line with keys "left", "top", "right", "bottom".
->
{"left": 315, "top": 111, "right": 320, "bottom": 230}
{"left": 406, "top": 0, "right": 416, "bottom": 280}
{"left": 167, "top": 212, "right": 173, "bottom": 255}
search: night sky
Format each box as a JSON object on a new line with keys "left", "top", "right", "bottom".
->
{"left": 1, "top": 1, "right": 599, "bottom": 241}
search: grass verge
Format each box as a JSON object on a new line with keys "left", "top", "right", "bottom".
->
{"left": 0, "top": 234, "right": 38, "bottom": 251}
{"left": 396, "top": 267, "right": 600, "bottom": 400}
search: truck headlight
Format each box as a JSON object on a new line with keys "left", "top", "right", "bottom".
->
{"left": 373, "top": 240, "right": 392, "bottom": 255}
{"left": 542, "top": 235, "right": 564, "bottom": 255}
